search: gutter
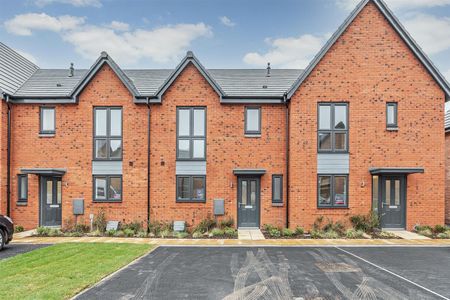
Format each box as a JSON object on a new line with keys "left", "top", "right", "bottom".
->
{"left": 146, "top": 97, "right": 151, "bottom": 230}
{"left": 283, "top": 93, "right": 290, "bottom": 228}
{"left": 4, "top": 93, "right": 11, "bottom": 217}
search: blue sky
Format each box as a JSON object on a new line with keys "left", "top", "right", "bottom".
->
{"left": 1, "top": 0, "right": 450, "bottom": 84}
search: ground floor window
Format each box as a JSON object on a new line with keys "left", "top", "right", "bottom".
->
{"left": 18, "top": 174, "right": 28, "bottom": 203}
{"left": 176, "top": 175, "right": 206, "bottom": 202}
{"left": 93, "top": 175, "right": 122, "bottom": 202}
{"left": 318, "top": 175, "right": 348, "bottom": 208}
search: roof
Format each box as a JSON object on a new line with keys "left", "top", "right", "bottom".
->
{"left": 12, "top": 65, "right": 302, "bottom": 103}
{"left": 0, "top": 42, "right": 38, "bottom": 95}
{"left": 286, "top": 0, "right": 450, "bottom": 99}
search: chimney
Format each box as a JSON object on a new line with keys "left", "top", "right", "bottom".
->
{"left": 68, "top": 63, "right": 74, "bottom": 77}
{"left": 266, "top": 62, "right": 271, "bottom": 77}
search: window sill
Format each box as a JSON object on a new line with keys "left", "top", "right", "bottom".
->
{"left": 317, "top": 206, "right": 349, "bottom": 209}
{"left": 244, "top": 134, "right": 261, "bottom": 138}
{"left": 386, "top": 127, "right": 399, "bottom": 131}
{"left": 272, "top": 202, "right": 283, "bottom": 207}
{"left": 39, "top": 133, "right": 55, "bottom": 138}
{"left": 16, "top": 202, "right": 27, "bottom": 206}
{"left": 176, "top": 200, "right": 206, "bottom": 203}
{"left": 92, "top": 200, "right": 122, "bottom": 203}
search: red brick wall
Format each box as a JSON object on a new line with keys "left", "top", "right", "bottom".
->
{"left": 446, "top": 132, "right": 450, "bottom": 224}
{"left": 150, "top": 63, "right": 287, "bottom": 229}
{"left": 10, "top": 64, "right": 149, "bottom": 229}
{"left": 289, "top": 2, "right": 445, "bottom": 230}
{"left": 0, "top": 99, "right": 7, "bottom": 216}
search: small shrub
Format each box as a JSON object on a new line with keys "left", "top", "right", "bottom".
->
{"left": 174, "top": 231, "right": 189, "bottom": 239}
{"left": 123, "top": 228, "right": 135, "bottom": 237}
{"left": 310, "top": 230, "right": 324, "bottom": 239}
{"left": 434, "top": 225, "right": 446, "bottom": 234}
{"left": 48, "top": 228, "right": 62, "bottom": 237}
{"left": 263, "top": 224, "right": 276, "bottom": 232}
{"left": 74, "top": 224, "right": 90, "bottom": 233}
{"left": 195, "top": 218, "right": 217, "bottom": 234}
{"left": 323, "top": 219, "right": 345, "bottom": 236}
{"left": 282, "top": 228, "right": 294, "bottom": 237}
{"left": 294, "top": 226, "right": 304, "bottom": 236}
{"left": 93, "top": 209, "right": 107, "bottom": 233}
{"left": 219, "top": 217, "right": 234, "bottom": 229}
{"left": 148, "top": 221, "right": 172, "bottom": 236}
{"left": 417, "top": 229, "right": 433, "bottom": 237}
{"left": 224, "top": 227, "right": 237, "bottom": 238}
{"left": 210, "top": 228, "right": 225, "bottom": 237}
{"left": 268, "top": 228, "right": 281, "bottom": 238}
{"left": 436, "top": 232, "right": 449, "bottom": 239}
{"left": 350, "top": 213, "right": 379, "bottom": 233}
{"left": 69, "top": 231, "right": 83, "bottom": 237}
{"left": 159, "top": 229, "right": 172, "bottom": 238}
{"left": 136, "top": 231, "right": 148, "bottom": 238}
{"left": 312, "top": 216, "right": 324, "bottom": 231}
{"left": 106, "top": 229, "right": 116, "bottom": 237}
{"left": 36, "top": 227, "right": 51, "bottom": 236}
{"left": 121, "top": 221, "right": 142, "bottom": 234}
{"left": 87, "top": 230, "right": 102, "bottom": 237}
{"left": 323, "top": 230, "right": 339, "bottom": 239}
{"left": 192, "top": 231, "right": 203, "bottom": 239}
{"left": 414, "top": 224, "right": 432, "bottom": 232}
{"left": 114, "top": 230, "right": 125, "bottom": 237}
{"left": 14, "top": 225, "right": 24, "bottom": 233}
{"left": 345, "top": 229, "right": 365, "bottom": 239}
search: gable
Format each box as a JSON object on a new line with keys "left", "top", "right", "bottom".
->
{"left": 287, "top": 0, "right": 450, "bottom": 99}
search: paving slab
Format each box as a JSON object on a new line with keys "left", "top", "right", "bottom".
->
{"left": 75, "top": 246, "right": 450, "bottom": 300}
{"left": 386, "top": 230, "right": 430, "bottom": 240}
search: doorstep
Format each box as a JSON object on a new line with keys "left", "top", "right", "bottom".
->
{"left": 238, "top": 229, "right": 265, "bottom": 240}
{"left": 385, "top": 230, "right": 430, "bottom": 240}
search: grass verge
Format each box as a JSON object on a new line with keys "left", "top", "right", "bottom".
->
{"left": 0, "top": 243, "right": 153, "bottom": 300}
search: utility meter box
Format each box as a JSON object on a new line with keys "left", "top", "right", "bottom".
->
{"left": 73, "top": 199, "right": 84, "bottom": 215}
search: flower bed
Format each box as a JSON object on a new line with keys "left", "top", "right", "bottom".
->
{"left": 413, "top": 225, "right": 450, "bottom": 239}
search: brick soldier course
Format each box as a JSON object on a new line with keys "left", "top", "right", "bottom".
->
{"left": 0, "top": 0, "right": 449, "bottom": 231}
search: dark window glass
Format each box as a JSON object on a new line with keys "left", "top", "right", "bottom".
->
{"left": 94, "top": 176, "right": 122, "bottom": 202}
{"left": 40, "top": 107, "right": 55, "bottom": 133}
{"left": 272, "top": 175, "right": 283, "bottom": 204}
{"left": 245, "top": 107, "right": 261, "bottom": 134}
{"left": 18, "top": 174, "right": 28, "bottom": 202}
{"left": 318, "top": 175, "right": 348, "bottom": 208}
{"left": 177, "top": 108, "right": 206, "bottom": 160}
{"left": 176, "top": 175, "right": 206, "bottom": 202}
{"left": 372, "top": 176, "right": 379, "bottom": 213}
{"left": 94, "top": 107, "right": 122, "bottom": 160}
{"left": 318, "top": 103, "right": 348, "bottom": 152}
{"left": 386, "top": 102, "right": 398, "bottom": 128}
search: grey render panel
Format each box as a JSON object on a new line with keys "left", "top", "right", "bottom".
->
{"left": 214, "top": 199, "right": 225, "bottom": 216}
{"left": 92, "top": 161, "right": 123, "bottom": 175}
{"left": 176, "top": 161, "right": 207, "bottom": 175}
{"left": 0, "top": 42, "right": 39, "bottom": 95}
{"left": 317, "top": 154, "right": 349, "bottom": 174}
{"left": 73, "top": 199, "right": 84, "bottom": 215}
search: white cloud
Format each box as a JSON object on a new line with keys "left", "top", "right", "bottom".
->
{"left": 403, "top": 13, "right": 450, "bottom": 55}
{"left": 107, "top": 21, "right": 130, "bottom": 32}
{"left": 243, "top": 34, "right": 329, "bottom": 68}
{"left": 34, "top": 0, "right": 102, "bottom": 7}
{"left": 4, "top": 13, "right": 213, "bottom": 66}
{"left": 336, "top": 0, "right": 450, "bottom": 11}
{"left": 219, "top": 16, "right": 235, "bottom": 27}
{"left": 15, "top": 49, "right": 38, "bottom": 64}
{"left": 4, "top": 13, "right": 85, "bottom": 36}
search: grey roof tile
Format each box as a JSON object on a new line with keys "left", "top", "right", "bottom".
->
{"left": 0, "top": 42, "right": 39, "bottom": 94}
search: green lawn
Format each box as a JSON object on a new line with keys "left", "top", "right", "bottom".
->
{"left": 0, "top": 243, "right": 153, "bottom": 300}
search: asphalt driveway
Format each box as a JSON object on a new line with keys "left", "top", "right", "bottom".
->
{"left": 77, "top": 246, "right": 450, "bottom": 300}
{"left": 0, "top": 243, "right": 51, "bottom": 260}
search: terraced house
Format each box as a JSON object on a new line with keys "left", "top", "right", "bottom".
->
{"left": 0, "top": 0, "right": 449, "bottom": 231}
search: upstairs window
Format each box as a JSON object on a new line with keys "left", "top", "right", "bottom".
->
{"left": 94, "top": 107, "right": 122, "bottom": 160}
{"left": 386, "top": 102, "right": 398, "bottom": 128}
{"left": 245, "top": 107, "right": 261, "bottom": 135}
{"left": 40, "top": 107, "right": 55, "bottom": 134}
{"left": 18, "top": 174, "right": 28, "bottom": 203}
{"left": 177, "top": 107, "right": 206, "bottom": 160}
{"left": 318, "top": 103, "right": 348, "bottom": 152}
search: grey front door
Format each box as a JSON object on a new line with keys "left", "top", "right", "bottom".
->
{"left": 380, "top": 176, "right": 406, "bottom": 229}
{"left": 40, "top": 177, "right": 62, "bottom": 227}
{"left": 237, "top": 177, "right": 260, "bottom": 228}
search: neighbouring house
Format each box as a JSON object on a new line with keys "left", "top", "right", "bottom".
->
{"left": 0, "top": 0, "right": 448, "bottom": 231}
{"left": 446, "top": 110, "right": 450, "bottom": 225}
